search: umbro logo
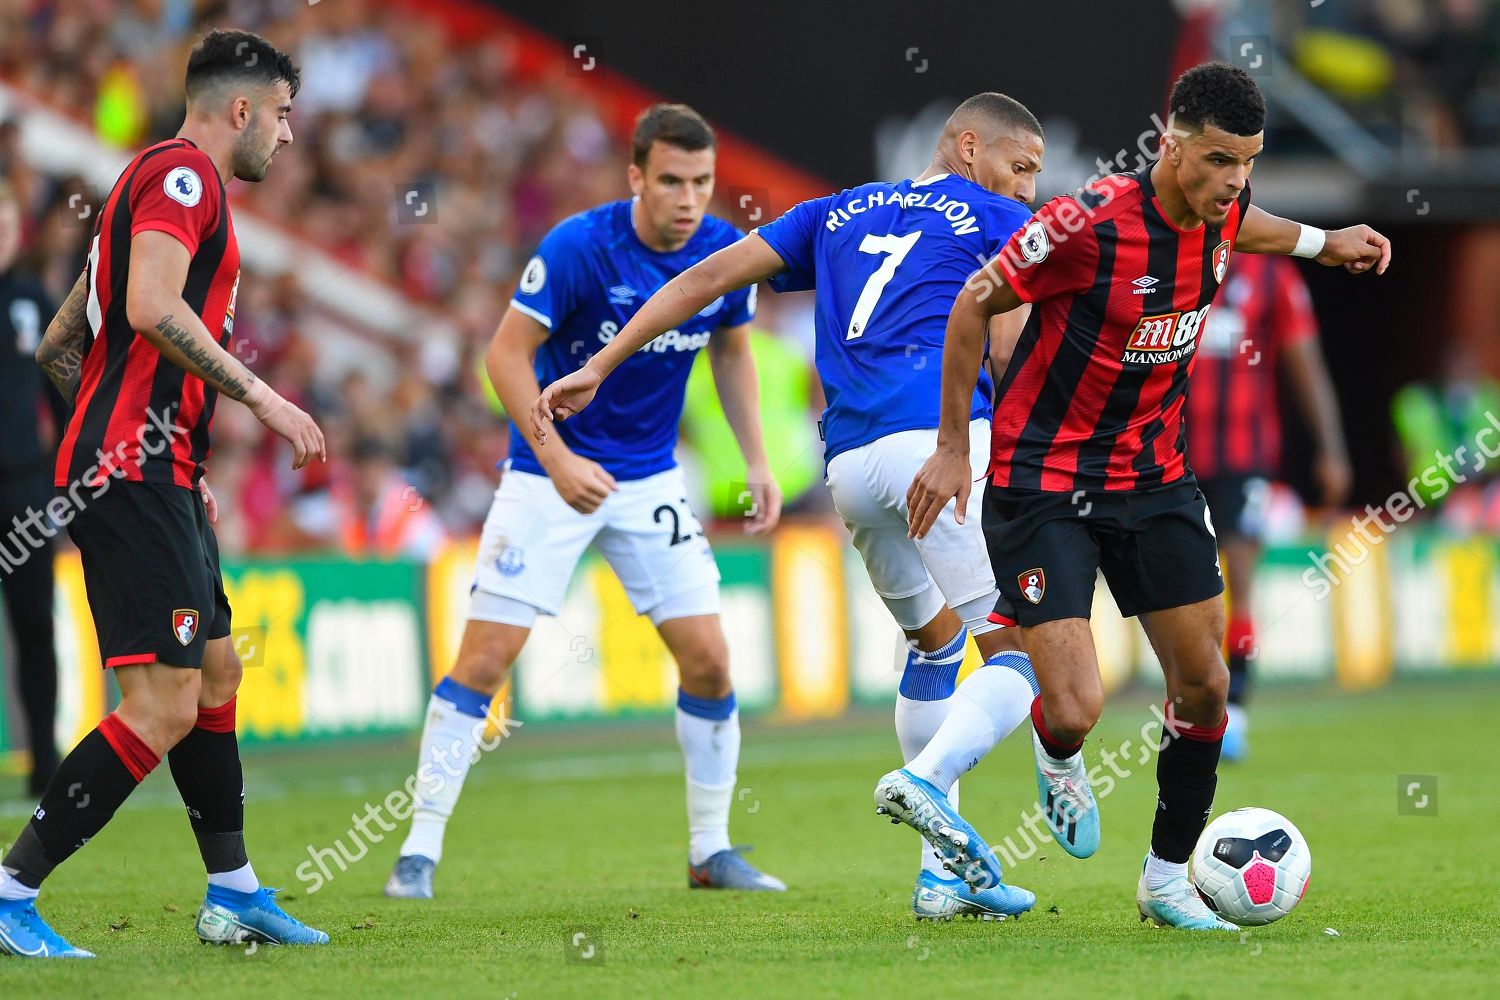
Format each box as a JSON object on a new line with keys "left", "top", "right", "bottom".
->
{"left": 1131, "top": 275, "right": 1160, "bottom": 295}
{"left": 607, "top": 284, "right": 636, "bottom": 305}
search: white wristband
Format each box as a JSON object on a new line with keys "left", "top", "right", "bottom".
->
{"left": 1290, "top": 223, "right": 1326, "bottom": 259}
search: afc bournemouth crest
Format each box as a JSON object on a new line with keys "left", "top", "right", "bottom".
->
{"left": 1213, "top": 240, "right": 1232, "bottom": 284}
{"left": 1019, "top": 569, "right": 1046, "bottom": 605}
{"left": 173, "top": 609, "right": 199, "bottom": 646}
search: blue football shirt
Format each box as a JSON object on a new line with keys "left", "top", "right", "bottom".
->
{"left": 754, "top": 173, "right": 1033, "bottom": 463}
{"left": 508, "top": 200, "right": 754, "bottom": 481}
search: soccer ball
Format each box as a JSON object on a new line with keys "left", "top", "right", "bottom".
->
{"left": 1191, "top": 807, "right": 1311, "bottom": 926}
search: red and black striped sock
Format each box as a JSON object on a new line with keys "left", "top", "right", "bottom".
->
{"left": 2, "top": 714, "right": 159, "bottom": 888}
{"left": 167, "top": 697, "right": 248, "bottom": 875}
{"left": 1151, "top": 703, "right": 1226, "bottom": 863}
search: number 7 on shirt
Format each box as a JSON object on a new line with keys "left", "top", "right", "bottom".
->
{"left": 846, "top": 231, "right": 922, "bottom": 340}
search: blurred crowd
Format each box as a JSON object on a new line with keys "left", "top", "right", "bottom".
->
{"left": 0, "top": 0, "right": 823, "bottom": 556}
{"left": 1264, "top": 0, "right": 1500, "bottom": 150}
{"left": 11, "top": 0, "right": 1495, "bottom": 564}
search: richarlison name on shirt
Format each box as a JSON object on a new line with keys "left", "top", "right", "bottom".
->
{"left": 598, "top": 320, "right": 711, "bottom": 353}
{"left": 823, "top": 187, "right": 980, "bottom": 236}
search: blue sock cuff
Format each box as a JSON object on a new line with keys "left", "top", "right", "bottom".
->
{"left": 434, "top": 676, "right": 492, "bottom": 718}
{"left": 898, "top": 627, "right": 967, "bottom": 701}
{"left": 899, "top": 659, "right": 961, "bottom": 701}
{"left": 988, "top": 650, "right": 1039, "bottom": 697}
{"left": 677, "top": 689, "right": 736, "bottom": 721}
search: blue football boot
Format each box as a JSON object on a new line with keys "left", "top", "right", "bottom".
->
{"left": 194, "top": 885, "right": 329, "bottom": 945}
{"left": 911, "top": 870, "right": 1036, "bottom": 921}
{"left": 0, "top": 898, "right": 94, "bottom": 958}
{"left": 875, "top": 768, "right": 1004, "bottom": 891}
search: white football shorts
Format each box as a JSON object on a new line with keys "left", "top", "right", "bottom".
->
{"left": 825, "top": 419, "right": 1001, "bottom": 634}
{"left": 469, "top": 465, "right": 721, "bottom": 629}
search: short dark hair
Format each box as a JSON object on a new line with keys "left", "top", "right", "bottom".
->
{"left": 1168, "top": 62, "right": 1265, "bottom": 137}
{"left": 631, "top": 104, "right": 715, "bottom": 168}
{"left": 951, "top": 92, "right": 1043, "bottom": 140}
{"left": 185, "top": 29, "right": 301, "bottom": 104}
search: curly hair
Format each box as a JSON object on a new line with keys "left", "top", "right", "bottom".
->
{"left": 1168, "top": 62, "right": 1265, "bottom": 137}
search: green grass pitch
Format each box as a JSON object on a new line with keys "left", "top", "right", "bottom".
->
{"left": 3, "top": 676, "right": 1497, "bottom": 997}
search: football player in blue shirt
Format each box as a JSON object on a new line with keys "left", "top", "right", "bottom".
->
{"left": 386, "top": 104, "right": 785, "bottom": 898}
{"left": 536, "top": 94, "right": 1048, "bottom": 920}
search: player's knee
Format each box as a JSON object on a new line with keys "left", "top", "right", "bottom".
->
{"left": 676, "top": 637, "right": 731, "bottom": 698}
{"left": 166, "top": 701, "right": 201, "bottom": 743}
{"left": 148, "top": 683, "right": 203, "bottom": 744}
{"left": 1047, "top": 685, "right": 1103, "bottom": 742}
{"left": 1175, "top": 658, "right": 1230, "bottom": 714}
{"left": 450, "top": 631, "right": 521, "bottom": 695}
{"left": 451, "top": 648, "right": 509, "bottom": 696}
{"left": 201, "top": 653, "right": 243, "bottom": 707}
{"left": 1056, "top": 700, "right": 1103, "bottom": 741}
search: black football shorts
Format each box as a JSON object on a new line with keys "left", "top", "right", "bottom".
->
{"left": 66, "top": 481, "right": 231, "bottom": 669}
{"left": 1197, "top": 474, "right": 1272, "bottom": 543}
{"left": 983, "top": 477, "right": 1225, "bottom": 627}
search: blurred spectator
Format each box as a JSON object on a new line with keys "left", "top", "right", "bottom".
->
{"left": 1251, "top": 0, "right": 1500, "bottom": 150}
{"left": 291, "top": 436, "right": 447, "bottom": 560}
{"left": 1391, "top": 344, "right": 1500, "bottom": 530}
{"left": 0, "top": 175, "right": 61, "bottom": 794}
{"left": 0, "top": 0, "right": 818, "bottom": 553}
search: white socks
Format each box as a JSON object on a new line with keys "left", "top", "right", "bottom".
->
{"left": 898, "top": 694, "right": 961, "bottom": 879}
{"left": 399, "top": 680, "right": 489, "bottom": 864}
{"left": 207, "top": 861, "right": 259, "bottom": 894}
{"left": 0, "top": 872, "right": 39, "bottom": 901}
{"left": 895, "top": 628, "right": 969, "bottom": 878}
{"left": 906, "top": 651, "right": 1039, "bottom": 793}
{"left": 1145, "top": 850, "right": 1189, "bottom": 891}
{"left": 399, "top": 679, "right": 742, "bottom": 868}
{"left": 676, "top": 691, "right": 741, "bottom": 866}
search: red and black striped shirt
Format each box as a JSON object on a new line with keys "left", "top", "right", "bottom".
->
{"left": 56, "top": 138, "right": 240, "bottom": 490}
{"left": 1185, "top": 253, "right": 1316, "bottom": 479}
{"left": 990, "top": 163, "right": 1250, "bottom": 492}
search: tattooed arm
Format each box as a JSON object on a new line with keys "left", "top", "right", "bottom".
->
{"left": 126, "top": 230, "right": 326, "bottom": 468}
{"left": 35, "top": 269, "right": 90, "bottom": 403}
{"left": 127, "top": 232, "right": 257, "bottom": 399}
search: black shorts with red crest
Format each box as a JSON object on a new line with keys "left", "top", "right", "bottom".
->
{"left": 66, "top": 481, "right": 231, "bottom": 669}
{"left": 983, "top": 477, "right": 1224, "bottom": 627}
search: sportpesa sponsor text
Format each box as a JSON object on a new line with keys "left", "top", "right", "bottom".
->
{"left": 597, "top": 320, "right": 711, "bottom": 354}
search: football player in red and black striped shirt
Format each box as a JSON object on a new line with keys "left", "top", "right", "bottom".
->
{"left": 1187, "top": 254, "right": 1350, "bottom": 762}
{"left": 908, "top": 63, "right": 1390, "bottom": 930}
{"left": 4, "top": 30, "right": 326, "bottom": 957}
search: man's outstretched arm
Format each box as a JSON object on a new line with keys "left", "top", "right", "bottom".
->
{"left": 1237, "top": 205, "right": 1392, "bottom": 275}
{"left": 532, "top": 234, "right": 785, "bottom": 439}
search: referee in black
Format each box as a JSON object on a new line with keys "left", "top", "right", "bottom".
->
{"left": 0, "top": 177, "right": 62, "bottom": 796}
